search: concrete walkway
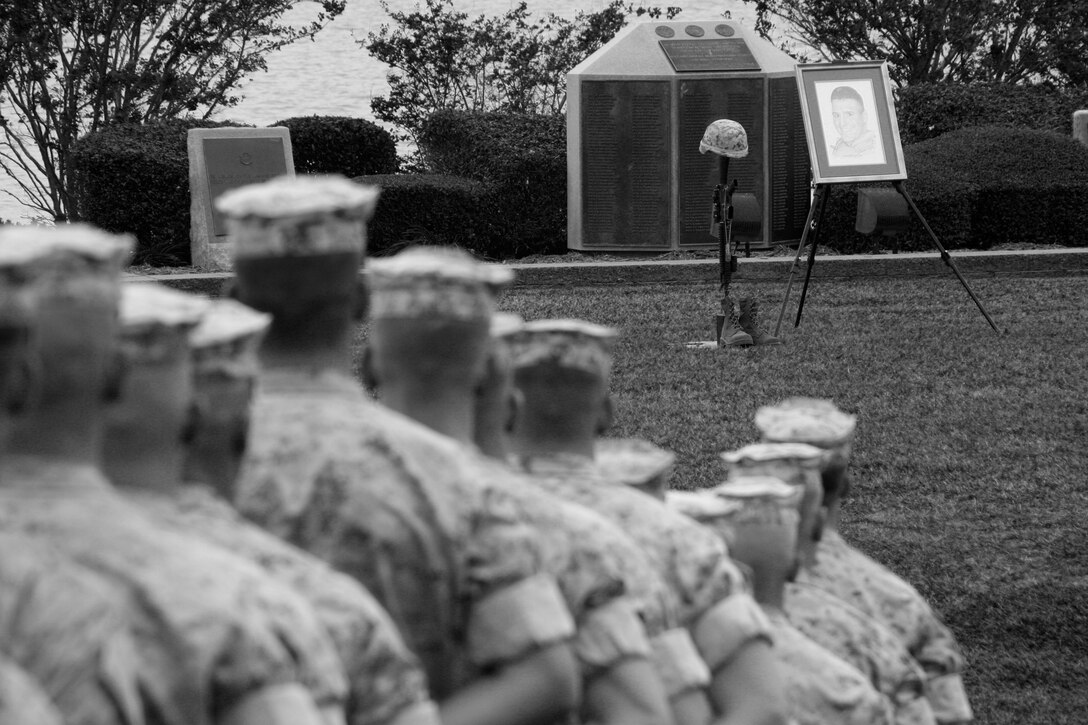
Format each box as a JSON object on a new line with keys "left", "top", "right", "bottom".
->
{"left": 126, "top": 247, "right": 1088, "bottom": 296}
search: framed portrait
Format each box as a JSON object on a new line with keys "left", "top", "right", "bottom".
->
{"left": 795, "top": 60, "right": 906, "bottom": 184}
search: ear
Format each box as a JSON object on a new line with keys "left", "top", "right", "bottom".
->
{"left": 102, "top": 350, "right": 128, "bottom": 404}
{"left": 595, "top": 393, "right": 614, "bottom": 436}
{"left": 812, "top": 507, "right": 827, "bottom": 543}
{"left": 6, "top": 353, "right": 40, "bottom": 417}
{"left": 360, "top": 345, "right": 379, "bottom": 393}
{"left": 504, "top": 388, "right": 524, "bottom": 434}
{"left": 352, "top": 275, "right": 369, "bottom": 321}
{"left": 180, "top": 402, "right": 201, "bottom": 446}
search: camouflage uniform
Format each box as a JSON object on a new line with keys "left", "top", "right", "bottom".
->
{"left": 465, "top": 448, "right": 710, "bottom": 698}
{"left": 799, "top": 531, "right": 973, "bottom": 723}
{"left": 785, "top": 581, "right": 935, "bottom": 725}
{"left": 0, "top": 653, "right": 63, "bottom": 725}
{"left": 0, "top": 458, "right": 345, "bottom": 725}
{"left": 516, "top": 452, "right": 772, "bottom": 678}
{"left": 755, "top": 398, "right": 973, "bottom": 724}
{"left": 235, "top": 372, "right": 575, "bottom": 699}
{"left": 766, "top": 611, "right": 894, "bottom": 725}
{"left": 0, "top": 532, "right": 143, "bottom": 725}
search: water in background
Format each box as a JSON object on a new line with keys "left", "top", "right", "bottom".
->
{"left": 0, "top": 0, "right": 760, "bottom": 221}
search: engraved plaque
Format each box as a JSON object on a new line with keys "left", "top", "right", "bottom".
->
{"left": 677, "top": 78, "right": 764, "bottom": 246}
{"left": 768, "top": 76, "right": 810, "bottom": 243}
{"left": 658, "top": 39, "right": 761, "bottom": 73}
{"left": 581, "top": 81, "right": 671, "bottom": 247}
{"left": 203, "top": 137, "right": 289, "bottom": 236}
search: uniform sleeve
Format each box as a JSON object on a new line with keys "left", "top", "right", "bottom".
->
{"left": 467, "top": 572, "right": 575, "bottom": 668}
{"left": 0, "top": 656, "right": 64, "bottom": 725}
{"left": 648, "top": 628, "right": 711, "bottom": 698}
{"left": 463, "top": 486, "right": 576, "bottom": 668}
{"left": 922, "top": 673, "right": 973, "bottom": 724}
{"left": 573, "top": 597, "right": 653, "bottom": 678}
{"left": 329, "top": 584, "right": 438, "bottom": 725}
{"left": 690, "top": 592, "right": 774, "bottom": 673}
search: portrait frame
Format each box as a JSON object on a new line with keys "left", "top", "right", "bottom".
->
{"left": 796, "top": 60, "right": 906, "bottom": 184}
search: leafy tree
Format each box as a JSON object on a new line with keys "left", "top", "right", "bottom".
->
{"left": 0, "top": 0, "right": 345, "bottom": 221}
{"left": 746, "top": 0, "right": 1088, "bottom": 86}
{"left": 364, "top": 0, "right": 681, "bottom": 149}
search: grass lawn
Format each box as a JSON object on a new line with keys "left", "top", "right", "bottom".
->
{"left": 356, "top": 270, "right": 1088, "bottom": 724}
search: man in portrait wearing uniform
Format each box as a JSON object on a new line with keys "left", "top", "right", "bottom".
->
{"left": 828, "top": 86, "right": 879, "bottom": 162}
{"left": 502, "top": 318, "right": 791, "bottom": 725}
{"left": 223, "top": 175, "right": 580, "bottom": 725}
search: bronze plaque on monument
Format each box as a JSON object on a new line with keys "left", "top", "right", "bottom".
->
{"left": 203, "top": 137, "right": 289, "bottom": 236}
{"left": 658, "top": 39, "right": 761, "bottom": 73}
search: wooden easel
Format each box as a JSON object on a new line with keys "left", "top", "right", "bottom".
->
{"left": 773, "top": 180, "right": 1001, "bottom": 335}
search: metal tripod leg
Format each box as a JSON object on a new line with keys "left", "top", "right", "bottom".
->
{"left": 892, "top": 181, "right": 1002, "bottom": 334}
{"left": 775, "top": 184, "right": 828, "bottom": 336}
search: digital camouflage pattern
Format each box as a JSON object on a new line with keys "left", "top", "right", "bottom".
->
{"left": 785, "top": 581, "right": 936, "bottom": 725}
{"left": 131, "top": 484, "right": 438, "bottom": 725}
{"left": 234, "top": 370, "right": 575, "bottom": 699}
{"left": 0, "top": 653, "right": 64, "bottom": 725}
{"left": 800, "top": 530, "right": 973, "bottom": 724}
{"left": 516, "top": 453, "right": 772, "bottom": 673}
{"left": 765, "top": 611, "right": 893, "bottom": 725}
{"left": 0, "top": 532, "right": 143, "bottom": 725}
{"left": 0, "top": 457, "right": 344, "bottom": 725}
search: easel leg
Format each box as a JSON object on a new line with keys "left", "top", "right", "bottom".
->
{"left": 892, "top": 181, "right": 1002, "bottom": 334}
{"left": 775, "top": 184, "right": 828, "bottom": 336}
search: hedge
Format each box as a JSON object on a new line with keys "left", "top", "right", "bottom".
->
{"left": 896, "top": 82, "right": 1088, "bottom": 144}
{"left": 273, "top": 116, "right": 398, "bottom": 177}
{"left": 419, "top": 110, "right": 566, "bottom": 258}
{"left": 70, "top": 118, "right": 247, "bottom": 266}
{"left": 820, "top": 125, "right": 1088, "bottom": 253}
{"left": 352, "top": 173, "right": 491, "bottom": 257}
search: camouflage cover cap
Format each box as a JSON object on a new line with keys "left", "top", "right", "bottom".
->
{"left": 754, "top": 397, "right": 858, "bottom": 448}
{"left": 0, "top": 224, "right": 132, "bottom": 306}
{"left": 699, "top": 119, "right": 749, "bottom": 159}
{"left": 713, "top": 474, "right": 802, "bottom": 505}
{"left": 368, "top": 245, "right": 514, "bottom": 322}
{"left": 720, "top": 442, "right": 827, "bottom": 468}
{"left": 189, "top": 297, "right": 272, "bottom": 379}
{"left": 216, "top": 174, "right": 380, "bottom": 259}
{"left": 504, "top": 318, "right": 619, "bottom": 379}
{"left": 490, "top": 311, "right": 525, "bottom": 338}
{"left": 595, "top": 437, "right": 676, "bottom": 488}
{"left": 665, "top": 489, "right": 743, "bottom": 523}
{"left": 118, "top": 282, "right": 210, "bottom": 363}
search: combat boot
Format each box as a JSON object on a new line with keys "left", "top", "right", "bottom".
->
{"left": 718, "top": 298, "right": 753, "bottom": 348}
{"left": 739, "top": 298, "right": 782, "bottom": 346}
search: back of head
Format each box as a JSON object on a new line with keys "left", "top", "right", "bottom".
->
{"left": 754, "top": 397, "right": 857, "bottom": 504}
{"left": 367, "top": 245, "right": 512, "bottom": 391}
{"left": 503, "top": 319, "right": 618, "bottom": 452}
{"left": 0, "top": 224, "right": 131, "bottom": 415}
{"left": 217, "top": 174, "right": 379, "bottom": 345}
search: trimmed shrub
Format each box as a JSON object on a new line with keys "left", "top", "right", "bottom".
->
{"left": 70, "top": 118, "right": 247, "bottom": 266}
{"left": 821, "top": 126, "right": 1088, "bottom": 253}
{"left": 419, "top": 110, "right": 566, "bottom": 258}
{"left": 274, "top": 116, "right": 398, "bottom": 176}
{"left": 353, "top": 173, "right": 491, "bottom": 257}
{"left": 896, "top": 83, "right": 1088, "bottom": 145}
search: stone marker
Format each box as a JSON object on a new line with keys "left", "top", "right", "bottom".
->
{"left": 188, "top": 127, "right": 294, "bottom": 271}
{"left": 1073, "top": 110, "right": 1088, "bottom": 148}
